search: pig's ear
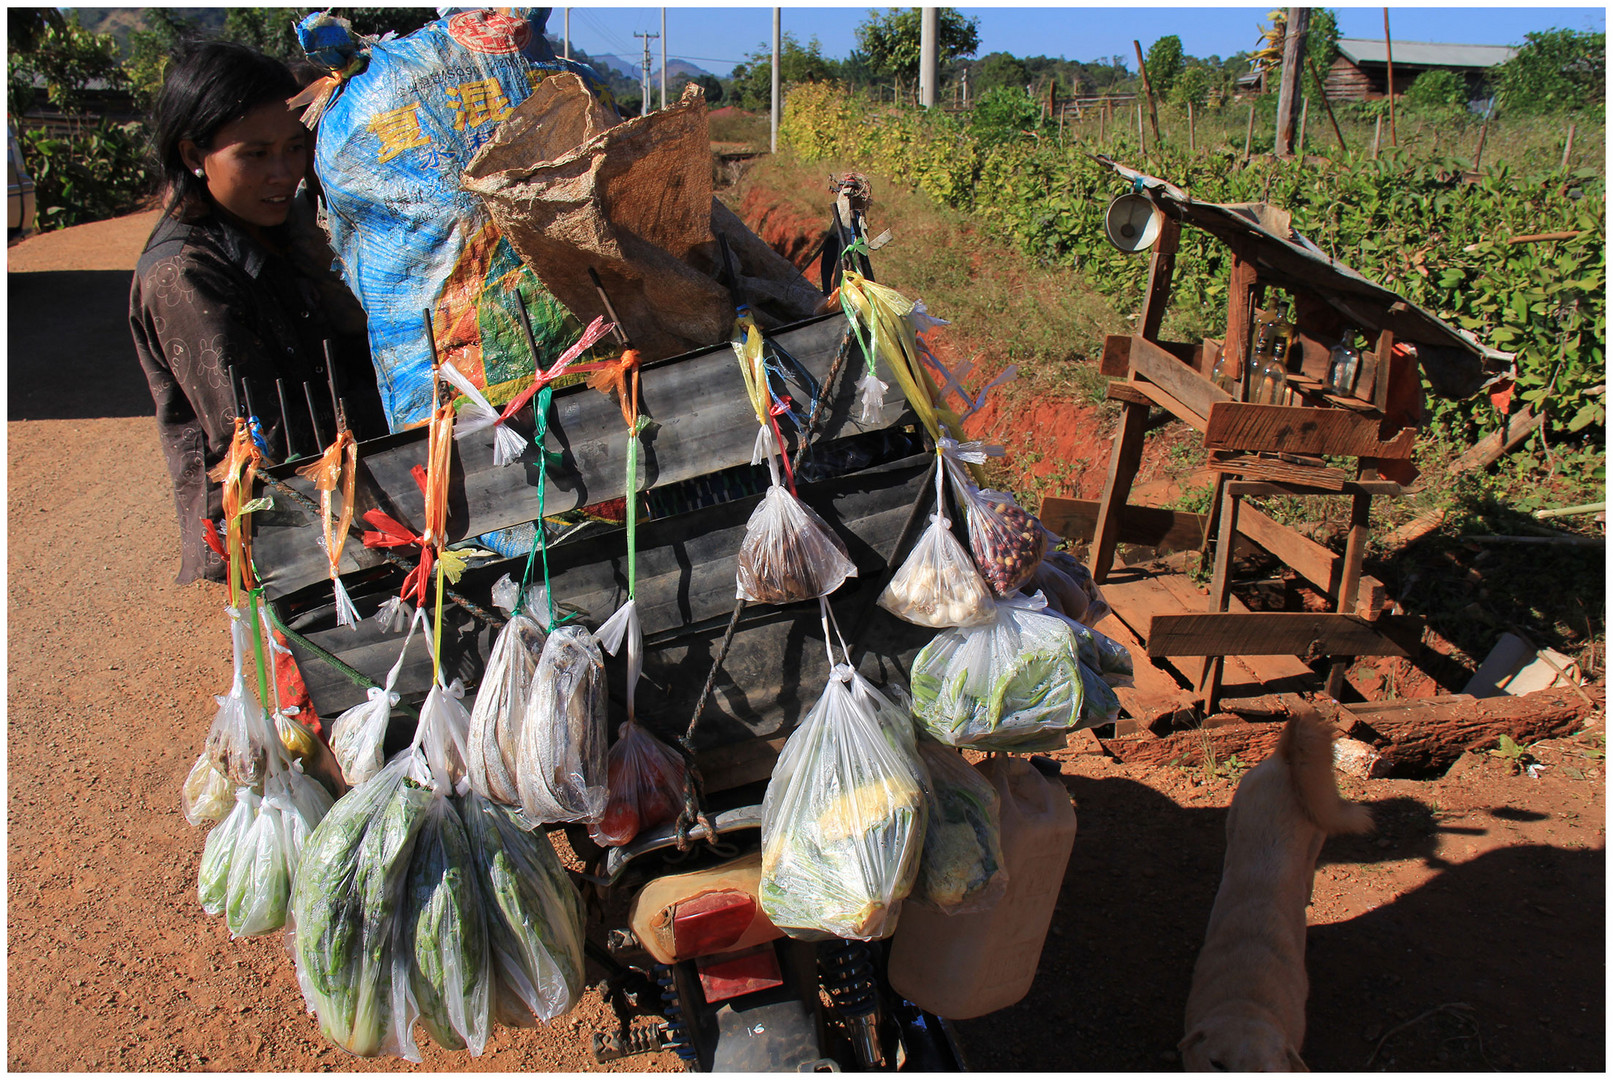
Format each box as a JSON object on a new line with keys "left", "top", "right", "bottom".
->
{"left": 1286, "top": 1045, "right": 1309, "bottom": 1072}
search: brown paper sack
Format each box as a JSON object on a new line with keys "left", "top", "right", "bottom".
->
{"left": 463, "top": 76, "right": 826, "bottom": 360}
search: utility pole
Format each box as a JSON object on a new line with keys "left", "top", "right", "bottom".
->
{"left": 770, "top": 8, "right": 781, "bottom": 152}
{"left": 1274, "top": 6, "right": 1309, "bottom": 156}
{"left": 635, "top": 30, "right": 659, "bottom": 116}
{"left": 961, "top": 65, "right": 970, "bottom": 108}
{"left": 919, "top": 6, "right": 938, "bottom": 107}
{"left": 563, "top": 7, "right": 570, "bottom": 60}
{"left": 1383, "top": 7, "right": 1397, "bottom": 146}
{"left": 660, "top": 8, "right": 667, "bottom": 110}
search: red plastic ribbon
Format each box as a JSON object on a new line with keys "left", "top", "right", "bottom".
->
{"left": 360, "top": 509, "right": 433, "bottom": 605}
{"left": 767, "top": 396, "right": 797, "bottom": 494}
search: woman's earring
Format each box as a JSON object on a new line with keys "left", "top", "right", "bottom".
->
{"left": 194, "top": 169, "right": 205, "bottom": 179}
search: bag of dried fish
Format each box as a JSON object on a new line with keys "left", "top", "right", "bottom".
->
{"left": 909, "top": 740, "right": 1007, "bottom": 915}
{"left": 515, "top": 624, "right": 608, "bottom": 824}
{"left": 467, "top": 590, "right": 547, "bottom": 806}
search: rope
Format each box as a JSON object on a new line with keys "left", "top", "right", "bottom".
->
{"left": 790, "top": 325, "right": 855, "bottom": 481}
{"left": 260, "top": 598, "right": 420, "bottom": 721}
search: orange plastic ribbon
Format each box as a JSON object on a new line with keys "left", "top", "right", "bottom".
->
{"left": 295, "top": 429, "right": 358, "bottom": 584}
{"left": 584, "top": 348, "right": 643, "bottom": 428}
{"left": 207, "top": 416, "right": 266, "bottom": 601}
{"left": 422, "top": 400, "right": 454, "bottom": 551}
{"left": 285, "top": 57, "right": 366, "bottom": 130}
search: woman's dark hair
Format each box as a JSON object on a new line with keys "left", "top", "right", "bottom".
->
{"left": 153, "top": 41, "right": 301, "bottom": 218}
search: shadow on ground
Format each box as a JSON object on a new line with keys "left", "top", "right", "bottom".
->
{"left": 9, "top": 270, "right": 151, "bottom": 421}
{"left": 951, "top": 775, "right": 1604, "bottom": 1072}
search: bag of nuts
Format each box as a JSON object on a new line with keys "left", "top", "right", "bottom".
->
{"left": 938, "top": 441, "right": 1047, "bottom": 598}
{"left": 878, "top": 453, "right": 996, "bottom": 628}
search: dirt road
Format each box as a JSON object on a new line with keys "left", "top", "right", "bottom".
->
{"left": 7, "top": 211, "right": 1605, "bottom": 1072}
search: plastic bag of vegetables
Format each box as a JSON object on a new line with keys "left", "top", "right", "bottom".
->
{"left": 396, "top": 788, "right": 492, "bottom": 1056}
{"left": 199, "top": 787, "right": 260, "bottom": 916}
{"left": 590, "top": 721, "right": 688, "bottom": 847}
{"left": 463, "top": 790, "right": 587, "bottom": 1024}
{"left": 467, "top": 584, "right": 548, "bottom": 806}
{"left": 938, "top": 440, "right": 1045, "bottom": 599}
{"left": 909, "top": 592, "right": 1084, "bottom": 753}
{"left": 759, "top": 603, "right": 927, "bottom": 940}
{"left": 908, "top": 741, "right": 1008, "bottom": 915}
{"left": 330, "top": 612, "right": 422, "bottom": 787}
{"left": 516, "top": 624, "right": 608, "bottom": 824}
{"left": 204, "top": 607, "right": 272, "bottom": 786}
{"left": 183, "top": 751, "right": 234, "bottom": 826}
{"left": 290, "top": 752, "right": 434, "bottom": 1058}
{"left": 878, "top": 455, "right": 995, "bottom": 628}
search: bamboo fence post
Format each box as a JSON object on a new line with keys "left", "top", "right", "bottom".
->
{"left": 1244, "top": 103, "right": 1255, "bottom": 162}
{"left": 1133, "top": 39, "right": 1164, "bottom": 147}
{"left": 1473, "top": 114, "right": 1491, "bottom": 173}
{"left": 1138, "top": 103, "right": 1147, "bottom": 154}
{"left": 1372, "top": 114, "right": 1382, "bottom": 159}
{"left": 1100, "top": 99, "right": 1107, "bottom": 144}
{"left": 1561, "top": 121, "right": 1577, "bottom": 170}
{"left": 1188, "top": 100, "right": 1196, "bottom": 153}
{"left": 1383, "top": 8, "right": 1397, "bottom": 145}
{"left": 1297, "top": 96, "right": 1309, "bottom": 160}
{"left": 1309, "top": 57, "right": 1349, "bottom": 156}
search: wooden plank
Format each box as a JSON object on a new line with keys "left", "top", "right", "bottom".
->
{"left": 1090, "top": 400, "right": 1150, "bottom": 582}
{"left": 1208, "top": 451, "right": 1351, "bottom": 490}
{"left": 1326, "top": 491, "right": 1374, "bottom": 697}
{"left": 1090, "top": 609, "right": 1195, "bottom": 733}
{"left": 1129, "top": 334, "right": 1230, "bottom": 423}
{"left": 1130, "top": 381, "right": 1207, "bottom": 432}
{"left": 1039, "top": 496, "right": 1208, "bottom": 553}
{"left": 1236, "top": 503, "right": 1389, "bottom": 618}
{"left": 1204, "top": 402, "right": 1417, "bottom": 459}
{"left": 1150, "top": 573, "right": 1316, "bottom": 695}
{"left": 1197, "top": 483, "right": 1242, "bottom": 709}
{"left": 1106, "top": 381, "right": 1153, "bottom": 406}
{"left": 1223, "top": 252, "right": 1260, "bottom": 399}
{"left": 1148, "top": 612, "right": 1424, "bottom": 658}
{"left": 1100, "top": 333, "right": 1133, "bottom": 377}
{"left": 1139, "top": 217, "right": 1181, "bottom": 340}
{"left": 252, "top": 313, "right": 904, "bottom": 598}
{"left": 1225, "top": 479, "right": 1402, "bottom": 498}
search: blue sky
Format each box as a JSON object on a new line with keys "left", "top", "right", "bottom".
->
{"left": 546, "top": 5, "right": 1607, "bottom": 77}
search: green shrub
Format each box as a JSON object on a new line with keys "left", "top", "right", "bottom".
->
{"left": 969, "top": 86, "right": 1043, "bottom": 147}
{"left": 18, "top": 119, "right": 154, "bottom": 230}
{"left": 1405, "top": 69, "right": 1469, "bottom": 111}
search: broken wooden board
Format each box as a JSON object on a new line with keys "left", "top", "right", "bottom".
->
{"left": 1148, "top": 572, "right": 1318, "bottom": 698}
{"left": 1130, "top": 380, "right": 1207, "bottom": 432}
{"left": 1234, "top": 502, "right": 1390, "bottom": 619}
{"left": 252, "top": 312, "right": 907, "bottom": 599}
{"left": 1203, "top": 402, "right": 1417, "bottom": 459}
{"left": 1100, "top": 333, "right": 1132, "bottom": 377}
{"left": 1091, "top": 606, "right": 1196, "bottom": 733}
{"left": 1146, "top": 612, "right": 1424, "bottom": 658}
{"left": 1208, "top": 451, "right": 1352, "bottom": 490}
{"left": 1039, "top": 496, "right": 1208, "bottom": 554}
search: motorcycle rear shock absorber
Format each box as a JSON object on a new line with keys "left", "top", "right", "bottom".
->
{"left": 653, "top": 963, "right": 699, "bottom": 1066}
{"left": 819, "top": 939, "right": 885, "bottom": 1068}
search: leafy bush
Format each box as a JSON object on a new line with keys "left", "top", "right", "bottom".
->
{"left": 1145, "top": 35, "right": 1184, "bottom": 99}
{"left": 969, "top": 86, "right": 1043, "bottom": 147}
{"left": 1171, "top": 67, "right": 1212, "bottom": 108}
{"left": 1493, "top": 28, "right": 1605, "bottom": 115}
{"left": 1405, "top": 69, "right": 1468, "bottom": 112}
{"left": 17, "top": 119, "right": 154, "bottom": 229}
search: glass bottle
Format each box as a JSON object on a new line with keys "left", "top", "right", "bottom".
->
{"left": 1209, "top": 344, "right": 1239, "bottom": 397}
{"left": 1243, "top": 313, "right": 1277, "bottom": 401}
{"left": 1326, "top": 328, "right": 1362, "bottom": 395}
{"left": 1254, "top": 304, "right": 1291, "bottom": 404}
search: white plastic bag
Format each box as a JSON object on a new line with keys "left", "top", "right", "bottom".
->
{"left": 183, "top": 751, "right": 235, "bottom": 827}
{"left": 516, "top": 624, "right": 608, "bottom": 824}
{"left": 908, "top": 740, "right": 1008, "bottom": 915}
{"left": 878, "top": 458, "right": 995, "bottom": 628}
{"left": 329, "top": 610, "right": 422, "bottom": 787}
{"left": 204, "top": 607, "right": 272, "bottom": 786}
{"left": 736, "top": 485, "right": 859, "bottom": 604}
{"left": 467, "top": 607, "right": 547, "bottom": 805}
{"left": 225, "top": 790, "right": 291, "bottom": 937}
{"left": 908, "top": 592, "right": 1084, "bottom": 752}
{"left": 463, "top": 789, "right": 587, "bottom": 1024}
{"left": 939, "top": 444, "right": 1045, "bottom": 599}
{"left": 758, "top": 601, "right": 927, "bottom": 940}
{"left": 199, "top": 787, "right": 259, "bottom": 916}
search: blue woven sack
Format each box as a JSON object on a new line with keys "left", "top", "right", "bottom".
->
{"left": 298, "top": 8, "right": 615, "bottom": 430}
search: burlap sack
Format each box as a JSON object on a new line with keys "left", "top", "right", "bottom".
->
{"left": 463, "top": 77, "right": 826, "bottom": 360}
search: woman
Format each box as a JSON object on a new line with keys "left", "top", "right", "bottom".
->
{"left": 130, "top": 41, "right": 384, "bottom": 584}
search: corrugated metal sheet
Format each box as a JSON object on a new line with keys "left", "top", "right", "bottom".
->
{"left": 1336, "top": 38, "right": 1518, "bottom": 69}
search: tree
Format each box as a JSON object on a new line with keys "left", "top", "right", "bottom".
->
{"left": 1493, "top": 28, "right": 1605, "bottom": 114}
{"left": 975, "top": 51, "right": 1027, "bottom": 94}
{"left": 221, "top": 8, "right": 306, "bottom": 62}
{"left": 8, "top": 11, "right": 127, "bottom": 116}
{"left": 855, "top": 8, "right": 980, "bottom": 89}
{"left": 125, "top": 8, "right": 206, "bottom": 109}
{"left": 729, "top": 33, "right": 835, "bottom": 112}
{"left": 1307, "top": 8, "right": 1340, "bottom": 73}
{"left": 1172, "top": 65, "right": 1212, "bottom": 107}
{"left": 969, "top": 85, "right": 1041, "bottom": 146}
{"left": 1145, "top": 35, "right": 1184, "bottom": 99}
{"left": 688, "top": 72, "right": 724, "bottom": 105}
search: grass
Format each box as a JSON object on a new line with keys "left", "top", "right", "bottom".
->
{"left": 707, "top": 106, "right": 772, "bottom": 151}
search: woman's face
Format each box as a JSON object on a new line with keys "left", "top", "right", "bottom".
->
{"left": 180, "top": 100, "right": 307, "bottom": 229}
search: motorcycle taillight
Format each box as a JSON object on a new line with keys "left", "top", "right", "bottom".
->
{"left": 672, "top": 890, "right": 758, "bottom": 957}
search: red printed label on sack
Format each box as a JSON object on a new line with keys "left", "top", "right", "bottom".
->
{"left": 447, "top": 11, "right": 531, "bottom": 55}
